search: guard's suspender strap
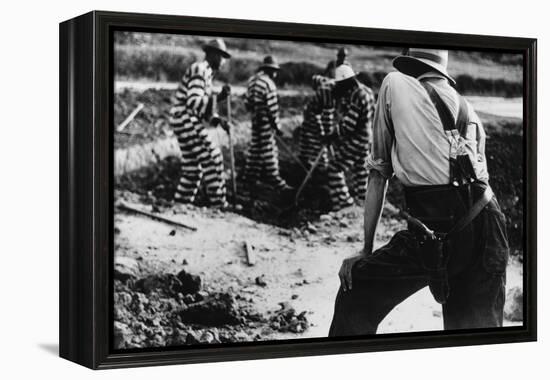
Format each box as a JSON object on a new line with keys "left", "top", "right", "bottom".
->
{"left": 421, "top": 81, "right": 469, "bottom": 137}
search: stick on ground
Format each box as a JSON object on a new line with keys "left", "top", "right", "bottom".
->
{"left": 117, "top": 201, "right": 197, "bottom": 231}
{"left": 244, "top": 240, "right": 256, "bottom": 266}
{"left": 117, "top": 103, "right": 144, "bottom": 132}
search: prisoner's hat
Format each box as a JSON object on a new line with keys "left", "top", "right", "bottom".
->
{"left": 337, "top": 48, "right": 348, "bottom": 57}
{"left": 334, "top": 64, "right": 355, "bottom": 82}
{"left": 202, "top": 38, "right": 231, "bottom": 58}
{"left": 260, "top": 55, "right": 281, "bottom": 70}
{"left": 393, "top": 48, "right": 455, "bottom": 85}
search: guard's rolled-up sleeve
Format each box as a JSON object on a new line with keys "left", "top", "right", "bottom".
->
{"left": 366, "top": 75, "right": 395, "bottom": 179}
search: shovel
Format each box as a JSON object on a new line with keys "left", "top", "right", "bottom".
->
{"left": 226, "top": 95, "right": 237, "bottom": 206}
{"left": 275, "top": 133, "right": 308, "bottom": 173}
{"left": 293, "top": 147, "right": 326, "bottom": 206}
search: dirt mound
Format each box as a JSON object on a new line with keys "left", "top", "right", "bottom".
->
{"left": 113, "top": 266, "right": 312, "bottom": 349}
{"left": 114, "top": 256, "right": 141, "bottom": 282}
{"left": 133, "top": 270, "right": 201, "bottom": 296}
{"left": 180, "top": 292, "right": 263, "bottom": 326}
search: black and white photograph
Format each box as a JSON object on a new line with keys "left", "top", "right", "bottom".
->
{"left": 112, "top": 31, "right": 524, "bottom": 350}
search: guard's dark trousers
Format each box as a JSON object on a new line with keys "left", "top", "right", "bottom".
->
{"left": 329, "top": 184, "right": 509, "bottom": 335}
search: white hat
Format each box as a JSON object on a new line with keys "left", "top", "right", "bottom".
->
{"left": 393, "top": 48, "right": 455, "bottom": 85}
{"left": 334, "top": 64, "right": 355, "bottom": 82}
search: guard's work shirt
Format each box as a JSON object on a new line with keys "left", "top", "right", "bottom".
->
{"left": 367, "top": 71, "right": 489, "bottom": 187}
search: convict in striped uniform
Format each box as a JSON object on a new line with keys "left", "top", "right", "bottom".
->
{"left": 324, "top": 65, "right": 375, "bottom": 210}
{"left": 242, "top": 56, "right": 291, "bottom": 191}
{"left": 168, "top": 39, "right": 232, "bottom": 207}
{"left": 299, "top": 69, "right": 336, "bottom": 169}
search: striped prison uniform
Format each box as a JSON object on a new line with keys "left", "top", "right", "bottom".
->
{"left": 242, "top": 71, "right": 289, "bottom": 190}
{"left": 168, "top": 61, "right": 226, "bottom": 207}
{"left": 328, "top": 83, "right": 375, "bottom": 209}
{"left": 299, "top": 75, "right": 336, "bottom": 169}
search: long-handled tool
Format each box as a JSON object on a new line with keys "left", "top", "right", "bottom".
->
{"left": 293, "top": 147, "right": 325, "bottom": 206}
{"left": 274, "top": 134, "right": 308, "bottom": 173}
{"left": 226, "top": 95, "right": 238, "bottom": 206}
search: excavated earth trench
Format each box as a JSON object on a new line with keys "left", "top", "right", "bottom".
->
{"left": 113, "top": 88, "right": 524, "bottom": 349}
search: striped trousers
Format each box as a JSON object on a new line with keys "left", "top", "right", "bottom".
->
{"left": 170, "top": 109, "right": 226, "bottom": 207}
{"left": 327, "top": 142, "right": 369, "bottom": 210}
{"left": 299, "top": 104, "right": 329, "bottom": 169}
{"left": 243, "top": 120, "right": 289, "bottom": 191}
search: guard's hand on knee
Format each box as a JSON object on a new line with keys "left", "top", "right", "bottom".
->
{"left": 338, "top": 253, "right": 364, "bottom": 292}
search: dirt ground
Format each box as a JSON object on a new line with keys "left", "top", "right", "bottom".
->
{"left": 114, "top": 191, "right": 522, "bottom": 347}
{"left": 112, "top": 84, "right": 524, "bottom": 348}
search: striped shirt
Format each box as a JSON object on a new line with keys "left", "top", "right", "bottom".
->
{"left": 311, "top": 74, "right": 336, "bottom": 134}
{"left": 246, "top": 71, "right": 279, "bottom": 128}
{"left": 367, "top": 71, "right": 488, "bottom": 186}
{"left": 336, "top": 83, "right": 376, "bottom": 150}
{"left": 312, "top": 74, "right": 335, "bottom": 108}
{"left": 172, "top": 61, "right": 213, "bottom": 120}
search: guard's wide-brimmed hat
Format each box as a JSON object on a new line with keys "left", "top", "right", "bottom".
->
{"left": 393, "top": 48, "right": 455, "bottom": 85}
{"left": 202, "top": 38, "right": 231, "bottom": 58}
{"left": 334, "top": 64, "right": 356, "bottom": 82}
{"left": 260, "top": 55, "right": 280, "bottom": 70}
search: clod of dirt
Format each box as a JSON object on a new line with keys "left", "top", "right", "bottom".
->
{"left": 177, "top": 270, "right": 202, "bottom": 294}
{"left": 255, "top": 275, "right": 267, "bottom": 287}
{"left": 200, "top": 330, "right": 221, "bottom": 344}
{"left": 319, "top": 214, "right": 332, "bottom": 222}
{"left": 133, "top": 269, "right": 201, "bottom": 297}
{"left": 167, "top": 328, "right": 187, "bottom": 346}
{"left": 346, "top": 233, "right": 361, "bottom": 242}
{"left": 179, "top": 292, "right": 243, "bottom": 326}
{"left": 504, "top": 286, "right": 523, "bottom": 321}
{"left": 305, "top": 222, "right": 318, "bottom": 234}
{"left": 269, "top": 303, "right": 309, "bottom": 333}
{"left": 114, "top": 256, "right": 140, "bottom": 282}
{"left": 185, "top": 331, "right": 200, "bottom": 344}
{"left": 113, "top": 321, "right": 134, "bottom": 349}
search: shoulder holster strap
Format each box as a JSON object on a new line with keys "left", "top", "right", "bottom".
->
{"left": 421, "top": 81, "right": 469, "bottom": 136}
{"left": 445, "top": 186, "right": 494, "bottom": 240}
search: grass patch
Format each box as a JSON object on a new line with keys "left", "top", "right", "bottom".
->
{"left": 114, "top": 31, "right": 523, "bottom": 97}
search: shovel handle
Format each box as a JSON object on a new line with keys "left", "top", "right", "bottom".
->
{"left": 227, "top": 96, "right": 237, "bottom": 202}
{"left": 294, "top": 148, "right": 325, "bottom": 205}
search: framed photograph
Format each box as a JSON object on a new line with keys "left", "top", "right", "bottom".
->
{"left": 59, "top": 11, "right": 537, "bottom": 369}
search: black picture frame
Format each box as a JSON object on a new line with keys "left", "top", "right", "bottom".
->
{"left": 59, "top": 10, "right": 537, "bottom": 369}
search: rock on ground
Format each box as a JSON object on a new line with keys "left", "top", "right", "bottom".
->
{"left": 114, "top": 256, "right": 140, "bottom": 282}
